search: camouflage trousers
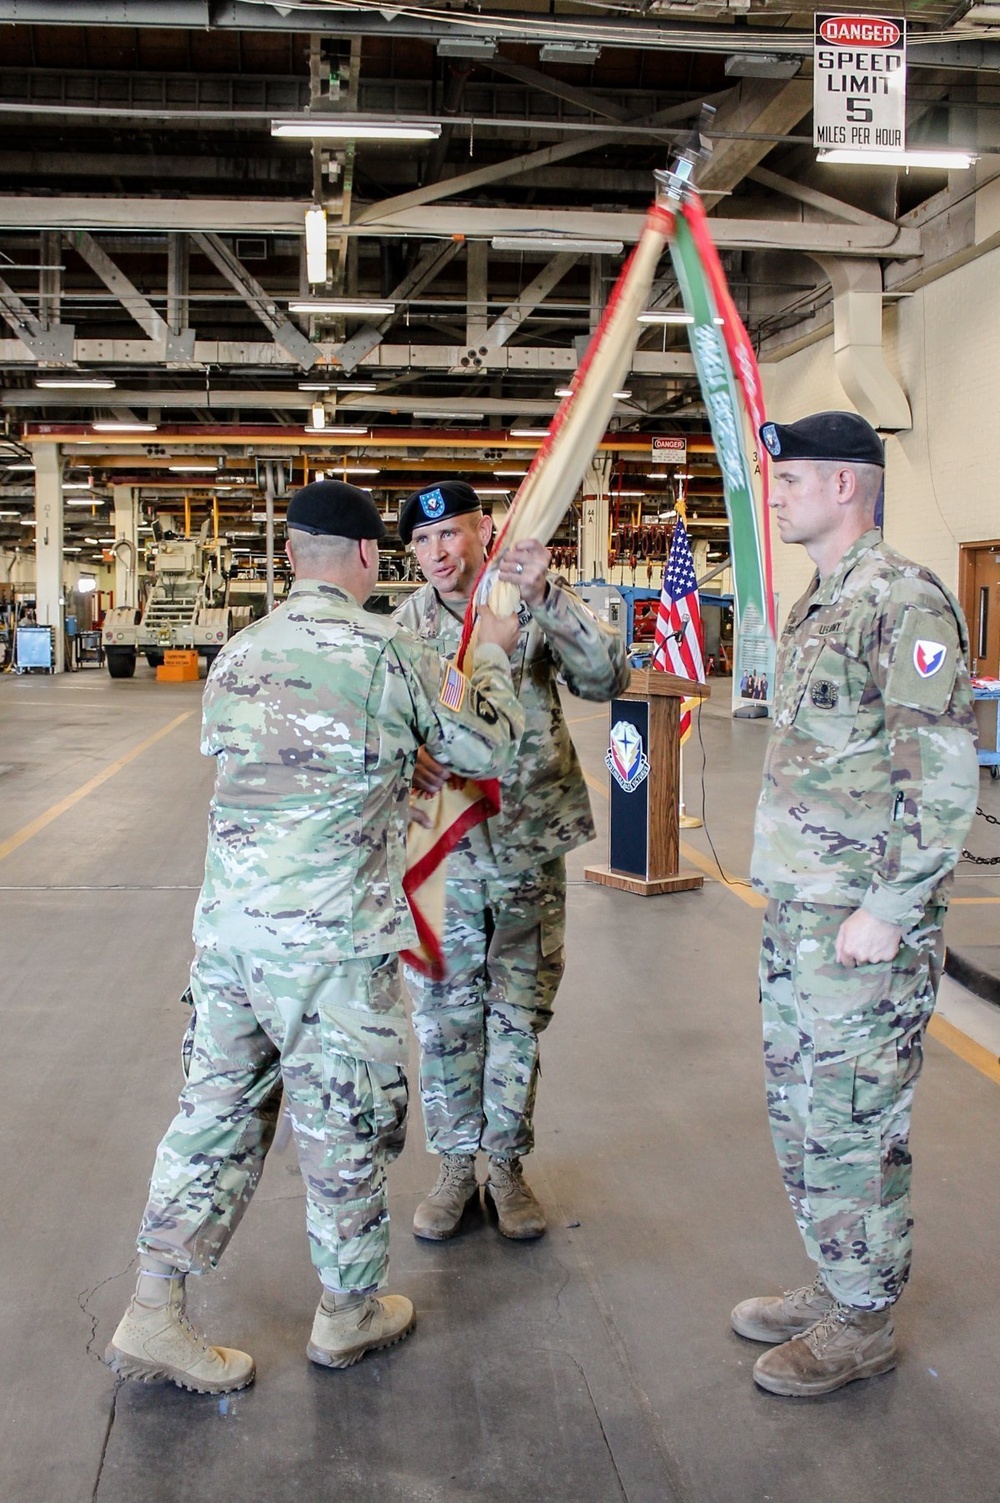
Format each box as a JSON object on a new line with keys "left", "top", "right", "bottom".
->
{"left": 759, "top": 899, "right": 944, "bottom": 1310}
{"left": 137, "top": 946, "right": 408, "bottom": 1294}
{"left": 404, "top": 856, "right": 566, "bottom": 1158}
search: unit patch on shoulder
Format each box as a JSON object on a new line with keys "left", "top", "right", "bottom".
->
{"left": 913, "top": 638, "right": 947, "bottom": 679}
{"left": 420, "top": 487, "right": 446, "bottom": 520}
{"left": 886, "top": 606, "right": 958, "bottom": 714}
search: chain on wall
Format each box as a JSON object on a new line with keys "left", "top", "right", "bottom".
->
{"left": 962, "top": 806, "right": 1000, "bottom": 865}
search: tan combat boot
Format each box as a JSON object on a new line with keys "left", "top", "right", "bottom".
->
{"left": 731, "top": 1271, "right": 836, "bottom": 1343}
{"left": 412, "top": 1153, "right": 478, "bottom": 1240}
{"left": 307, "top": 1292, "right": 415, "bottom": 1369}
{"left": 752, "top": 1303, "right": 896, "bottom": 1396}
{"left": 105, "top": 1274, "right": 255, "bottom": 1395}
{"left": 486, "top": 1155, "right": 546, "bottom": 1240}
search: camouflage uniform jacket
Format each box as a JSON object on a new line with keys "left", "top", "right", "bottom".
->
{"left": 751, "top": 529, "right": 979, "bottom": 927}
{"left": 395, "top": 575, "right": 630, "bottom": 875}
{"left": 193, "top": 579, "right": 524, "bottom": 963}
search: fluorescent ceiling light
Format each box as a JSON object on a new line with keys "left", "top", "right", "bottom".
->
{"left": 494, "top": 469, "right": 528, "bottom": 477}
{"left": 304, "top": 204, "right": 328, "bottom": 285}
{"left": 326, "top": 466, "right": 381, "bottom": 475}
{"left": 817, "top": 148, "right": 978, "bottom": 169}
{"left": 66, "top": 497, "right": 102, "bottom": 506}
{"left": 63, "top": 546, "right": 82, "bottom": 553}
{"left": 35, "top": 375, "right": 116, "bottom": 389}
{"left": 509, "top": 428, "right": 549, "bottom": 439}
{"left": 19, "top": 518, "right": 36, "bottom": 526}
{"left": 304, "top": 425, "right": 371, "bottom": 438}
{"left": 555, "top": 386, "right": 631, "bottom": 399}
{"left": 91, "top": 421, "right": 158, "bottom": 432}
{"left": 413, "top": 410, "right": 486, "bottom": 422}
{"left": 539, "top": 41, "right": 601, "bottom": 63}
{"left": 5, "top": 462, "right": 35, "bottom": 470}
{"left": 638, "top": 310, "right": 693, "bottom": 324}
{"left": 0, "top": 509, "right": 20, "bottom": 516}
{"left": 169, "top": 464, "right": 217, "bottom": 472}
{"left": 290, "top": 299, "right": 397, "bottom": 316}
{"left": 272, "top": 117, "right": 442, "bottom": 141}
{"left": 63, "top": 481, "right": 94, "bottom": 489}
{"left": 613, "top": 490, "right": 646, "bottom": 497}
{"left": 491, "top": 236, "right": 624, "bottom": 255}
{"left": 725, "top": 52, "right": 801, "bottom": 79}
{"left": 436, "top": 36, "right": 497, "bottom": 58}
{"left": 298, "top": 382, "right": 332, "bottom": 391}
{"left": 336, "top": 383, "right": 377, "bottom": 392}
{"left": 310, "top": 402, "right": 326, "bottom": 431}
{"left": 475, "top": 488, "right": 513, "bottom": 496}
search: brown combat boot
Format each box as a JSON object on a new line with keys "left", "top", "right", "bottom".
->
{"left": 307, "top": 1292, "right": 415, "bottom": 1369}
{"left": 731, "top": 1271, "right": 836, "bottom": 1343}
{"left": 105, "top": 1277, "right": 255, "bottom": 1394}
{"left": 752, "top": 1303, "right": 896, "bottom": 1397}
{"left": 412, "top": 1153, "right": 479, "bottom": 1240}
{"left": 486, "top": 1155, "right": 546, "bottom": 1240}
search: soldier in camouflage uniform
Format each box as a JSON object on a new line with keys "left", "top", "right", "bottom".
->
{"left": 730, "top": 413, "right": 979, "bottom": 1397}
{"left": 105, "top": 480, "right": 523, "bottom": 1394}
{"left": 394, "top": 481, "right": 630, "bottom": 1241}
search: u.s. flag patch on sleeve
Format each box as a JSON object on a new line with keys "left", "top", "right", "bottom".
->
{"left": 438, "top": 662, "right": 467, "bottom": 712}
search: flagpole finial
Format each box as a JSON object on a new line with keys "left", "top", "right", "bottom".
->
{"left": 654, "top": 104, "right": 716, "bottom": 204}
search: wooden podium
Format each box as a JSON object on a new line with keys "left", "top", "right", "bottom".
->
{"left": 585, "top": 667, "right": 710, "bottom": 896}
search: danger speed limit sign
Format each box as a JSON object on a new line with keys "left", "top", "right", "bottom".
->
{"left": 813, "top": 13, "right": 907, "bottom": 152}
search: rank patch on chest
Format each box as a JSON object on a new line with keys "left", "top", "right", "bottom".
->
{"left": 810, "top": 679, "right": 839, "bottom": 709}
{"left": 913, "top": 638, "right": 947, "bottom": 678}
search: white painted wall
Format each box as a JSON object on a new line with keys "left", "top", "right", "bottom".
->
{"left": 760, "top": 242, "right": 1000, "bottom": 618}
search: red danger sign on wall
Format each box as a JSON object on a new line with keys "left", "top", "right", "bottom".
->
{"left": 814, "top": 12, "right": 906, "bottom": 152}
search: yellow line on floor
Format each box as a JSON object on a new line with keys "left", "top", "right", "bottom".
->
{"left": 0, "top": 711, "right": 195, "bottom": 865}
{"left": 565, "top": 710, "right": 612, "bottom": 725}
{"left": 928, "top": 1014, "right": 1000, "bottom": 1085}
{"left": 950, "top": 895, "right": 1000, "bottom": 904}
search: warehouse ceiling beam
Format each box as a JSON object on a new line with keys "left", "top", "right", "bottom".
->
{"left": 696, "top": 78, "right": 813, "bottom": 209}
{"left": 190, "top": 232, "right": 315, "bottom": 369}
{"left": 351, "top": 94, "right": 730, "bottom": 226}
{"left": 481, "top": 57, "right": 632, "bottom": 124}
{"left": 0, "top": 274, "right": 74, "bottom": 363}
{"left": 67, "top": 230, "right": 175, "bottom": 350}
{"left": 745, "top": 167, "right": 901, "bottom": 231}
{"left": 335, "top": 238, "right": 463, "bottom": 374}
{"left": 453, "top": 251, "right": 580, "bottom": 374}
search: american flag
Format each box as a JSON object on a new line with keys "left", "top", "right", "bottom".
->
{"left": 651, "top": 516, "right": 706, "bottom": 742}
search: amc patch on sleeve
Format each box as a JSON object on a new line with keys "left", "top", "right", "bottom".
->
{"left": 885, "top": 606, "right": 959, "bottom": 713}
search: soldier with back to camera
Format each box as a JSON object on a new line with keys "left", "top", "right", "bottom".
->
{"left": 105, "top": 480, "right": 523, "bottom": 1394}
{"left": 732, "top": 412, "right": 979, "bottom": 1397}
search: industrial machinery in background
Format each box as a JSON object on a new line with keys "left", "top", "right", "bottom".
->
{"left": 102, "top": 515, "right": 255, "bottom": 679}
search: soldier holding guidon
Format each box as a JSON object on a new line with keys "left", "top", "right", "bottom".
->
{"left": 106, "top": 480, "right": 523, "bottom": 1394}
{"left": 395, "top": 480, "right": 630, "bottom": 1242}
{"left": 732, "top": 412, "right": 979, "bottom": 1397}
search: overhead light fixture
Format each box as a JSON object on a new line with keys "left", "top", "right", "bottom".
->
{"left": 613, "top": 490, "right": 646, "bottom": 497}
{"left": 336, "top": 383, "right": 377, "bottom": 392}
{"left": 491, "top": 236, "right": 624, "bottom": 255}
{"left": 475, "top": 488, "right": 513, "bottom": 496}
{"left": 272, "top": 117, "right": 441, "bottom": 141}
{"left": 725, "top": 53, "right": 802, "bottom": 79}
{"left": 817, "top": 147, "right": 978, "bottom": 169}
{"left": 0, "top": 509, "right": 21, "bottom": 517}
{"left": 19, "top": 518, "right": 37, "bottom": 526}
{"left": 35, "top": 375, "right": 116, "bottom": 389}
{"left": 327, "top": 466, "right": 381, "bottom": 476}
{"left": 413, "top": 410, "right": 486, "bottom": 422}
{"left": 554, "top": 386, "right": 631, "bottom": 399}
{"left": 289, "top": 298, "right": 397, "bottom": 317}
{"left": 63, "top": 546, "right": 83, "bottom": 553}
{"left": 298, "top": 382, "right": 332, "bottom": 392}
{"left": 509, "top": 428, "right": 550, "bottom": 439}
{"left": 304, "top": 204, "right": 328, "bottom": 285}
{"left": 539, "top": 41, "right": 601, "bottom": 64}
{"left": 638, "top": 310, "right": 693, "bottom": 324}
{"left": 5, "top": 462, "right": 36, "bottom": 471}
{"left": 494, "top": 469, "right": 528, "bottom": 477}
{"left": 309, "top": 402, "right": 326, "bottom": 431}
{"left": 66, "top": 497, "right": 102, "bottom": 506}
{"left": 91, "top": 421, "right": 158, "bottom": 432}
{"left": 63, "top": 480, "right": 94, "bottom": 489}
{"left": 304, "top": 425, "right": 371, "bottom": 437}
{"left": 436, "top": 36, "right": 497, "bottom": 58}
{"left": 168, "top": 464, "right": 217, "bottom": 473}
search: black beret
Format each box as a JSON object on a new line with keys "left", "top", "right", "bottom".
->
{"left": 759, "top": 411, "right": 885, "bottom": 468}
{"left": 398, "top": 480, "right": 482, "bottom": 545}
{"left": 286, "top": 479, "right": 386, "bottom": 540}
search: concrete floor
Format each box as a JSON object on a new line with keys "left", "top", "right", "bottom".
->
{"left": 2, "top": 662, "right": 1000, "bottom": 1503}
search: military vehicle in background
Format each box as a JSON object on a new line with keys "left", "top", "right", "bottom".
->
{"left": 102, "top": 516, "right": 253, "bottom": 679}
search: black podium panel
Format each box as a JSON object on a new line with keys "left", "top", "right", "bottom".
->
{"left": 607, "top": 698, "right": 650, "bottom": 877}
